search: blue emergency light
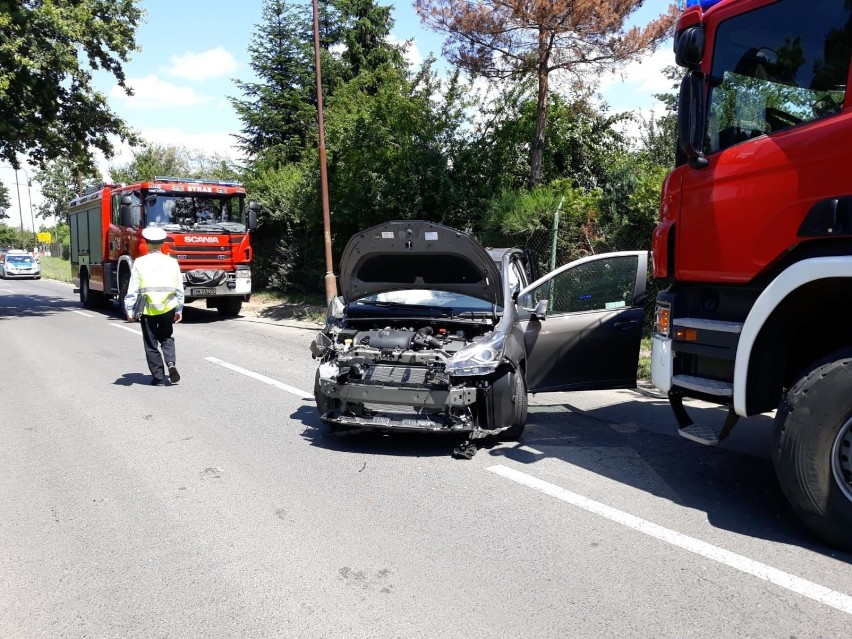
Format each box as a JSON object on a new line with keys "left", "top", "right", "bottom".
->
{"left": 681, "top": 0, "right": 725, "bottom": 9}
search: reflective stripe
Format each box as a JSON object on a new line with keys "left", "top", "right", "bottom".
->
{"left": 128, "top": 251, "right": 184, "bottom": 317}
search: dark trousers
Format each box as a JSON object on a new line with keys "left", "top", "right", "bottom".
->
{"left": 140, "top": 310, "right": 176, "bottom": 381}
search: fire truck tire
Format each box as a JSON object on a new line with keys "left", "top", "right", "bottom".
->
{"left": 773, "top": 348, "right": 852, "bottom": 552}
{"left": 118, "top": 270, "right": 130, "bottom": 315}
{"left": 79, "top": 271, "right": 102, "bottom": 309}
{"left": 216, "top": 298, "right": 242, "bottom": 317}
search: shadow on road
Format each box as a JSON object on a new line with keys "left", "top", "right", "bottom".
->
{"left": 113, "top": 372, "right": 155, "bottom": 386}
{"left": 0, "top": 290, "right": 73, "bottom": 319}
{"left": 291, "top": 388, "right": 851, "bottom": 559}
{"left": 291, "top": 404, "right": 469, "bottom": 458}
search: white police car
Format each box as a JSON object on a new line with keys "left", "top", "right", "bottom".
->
{"left": 0, "top": 250, "right": 41, "bottom": 279}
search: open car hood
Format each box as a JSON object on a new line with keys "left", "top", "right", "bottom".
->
{"left": 338, "top": 221, "right": 504, "bottom": 304}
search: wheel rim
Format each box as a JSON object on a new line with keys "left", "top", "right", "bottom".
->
{"left": 832, "top": 416, "right": 852, "bottom": 503}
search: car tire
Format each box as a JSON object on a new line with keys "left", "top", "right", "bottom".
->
{"left": 499, "top": 371, "right": 528, "bottom": 441}
{"left": 773, "top": 348, "right": 852, "bottom": 551}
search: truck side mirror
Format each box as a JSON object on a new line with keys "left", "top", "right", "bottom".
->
{"left": 675, "top": 26, "right": 704, "bottom": 70}
{"left": 248, "top": 201, "right": 260, "bottom": 230}
{"left": 677, "top": 71, "right": 709, "bottom": 169}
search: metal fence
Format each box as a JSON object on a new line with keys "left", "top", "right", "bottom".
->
{"left": 475, "top": 215, "right": 662, "bottom": 334}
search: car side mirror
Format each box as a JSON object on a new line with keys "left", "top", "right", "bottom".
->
{"left": 532, "top": 299, "right": 548, "bottom": 320}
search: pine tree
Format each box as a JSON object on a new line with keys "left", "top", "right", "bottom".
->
{"left": 230, "top": 0, "right": 318, "bottom": 166}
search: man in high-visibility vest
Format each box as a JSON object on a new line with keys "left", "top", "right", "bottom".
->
{"left": 124, "top": 226, "right": 184, "bottom": 386}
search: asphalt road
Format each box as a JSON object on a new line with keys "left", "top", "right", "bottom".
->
{"left": 1, "top": 278, "right": 850, "bottom": 638}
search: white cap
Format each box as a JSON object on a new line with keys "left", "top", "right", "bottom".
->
{"left": 142, "top": 226, "right": 167, "bottom": 242}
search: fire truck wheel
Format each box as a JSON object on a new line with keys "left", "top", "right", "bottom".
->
{"left": 773, "top": 348, "right": 852, "bottom": 552}
{"left": 118, "top": 270, "right": 130, "bottom": 314}
{"left": 79, "top": 271, "right": 102, "bottom": 309}
{"left": 216, "top": 298, "right": 242, "bottom": 317}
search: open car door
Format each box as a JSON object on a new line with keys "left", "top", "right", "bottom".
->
{"left": 518, "top": 251, "right": 648, "bottom": 393}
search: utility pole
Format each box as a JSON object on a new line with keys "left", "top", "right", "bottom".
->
{"left": 312, "top": 0, "right": 338, "bottom": 303}
{"left": 20, "top": 167, "right": 37, "bottom": 247}
{"left": 13, "top": 168, "right": 25, "bottom": 247}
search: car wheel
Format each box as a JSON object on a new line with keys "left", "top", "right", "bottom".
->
{"left": 773, "top": 348, "right": 852, "bottom": 551}
{"left": 499, "top": 371, "right": 528, "bottom": 441}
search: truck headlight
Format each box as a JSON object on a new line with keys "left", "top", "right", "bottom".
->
{"left": 446, "top": 331, "right": 505, "bottom": 376}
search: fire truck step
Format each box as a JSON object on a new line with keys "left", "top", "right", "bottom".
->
{"left": 672, "top": 374, "right": 733, "bottom": 397}
{"left": 677, "top": 406, "right": 739, "bottom": 446}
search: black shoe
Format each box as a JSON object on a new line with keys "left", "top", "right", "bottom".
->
{"left": 167, "top": 363, "right": 180, "bottom": 384}
{"left": 150, "top": 378, "right": 165, "bottom": 386}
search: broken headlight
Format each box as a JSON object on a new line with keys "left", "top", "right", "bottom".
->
{"left": 445, "top": 331, "right": 505, "bottom": 376}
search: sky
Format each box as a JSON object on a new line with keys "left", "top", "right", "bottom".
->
{"left": 1, "top": 0, "right": 677, "bottom": 232}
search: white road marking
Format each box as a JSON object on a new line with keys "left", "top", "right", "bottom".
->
{"left": 71, "top": 310, "right": 95, "bottom": 317}
{"left": 1, "top": 289, "right": 14, "bottom": 293}
{"left": 111, "top": 323, "right": 142, "bottom": 335}
{"left": 205, "top": 356, "right": 313, "bottom": 399}
{"left": 488, "top": 464, "right": 852, "bottom": 616}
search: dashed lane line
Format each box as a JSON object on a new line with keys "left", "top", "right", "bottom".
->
{"left": 488, "top": 464, "right": 852, "bottom": 616}
{"left": 205, "top": 356, "right": 313, "bottom": 399}
{"left": 110, "top": 323, "right": 142, "bottom": 335}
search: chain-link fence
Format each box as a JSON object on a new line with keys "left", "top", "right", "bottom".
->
{"left": 475, "top": 213, "right": 663, "bottom": 335}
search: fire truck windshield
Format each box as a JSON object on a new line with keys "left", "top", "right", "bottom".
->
{"left": 143, "top": 194, "right": 246, "bottom": 232}
{"left": 705, "top": 0, "right": 850, "bottom": 154}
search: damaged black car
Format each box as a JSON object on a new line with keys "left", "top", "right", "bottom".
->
{"left": 310, "top": 221, "right": 647, "bottom": 447}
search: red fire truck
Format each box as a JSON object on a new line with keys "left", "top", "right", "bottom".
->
{"left": 68, "top": 177, "right": 259, "bottom": 317}
{"left": 651, "top": 0, "right": 852, "bottom": 550}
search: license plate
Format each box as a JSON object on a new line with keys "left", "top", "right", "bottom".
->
{"left": 190, "top": 287, "right": 216, "bottom": 296}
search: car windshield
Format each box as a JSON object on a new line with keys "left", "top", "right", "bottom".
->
{"left": 142, "top": 194, "right": 246, "bottom": 232}
{"left": 7, "top": 255, "right": 34, "bottom": 264}
{"left": 354, "top": 289, "right": 495, "bottom": 312}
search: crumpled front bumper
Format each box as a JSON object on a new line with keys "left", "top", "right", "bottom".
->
{"left": 316, "top": 377, "right": 478, "bottom": 432}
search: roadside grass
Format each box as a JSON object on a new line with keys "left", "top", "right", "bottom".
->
{"left": 638, "top": 335, "right": 651, "bottom": 381}
{"left": 39, "top": 256, "right": 73, "bottom": 283}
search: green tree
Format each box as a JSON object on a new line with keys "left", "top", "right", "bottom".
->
{"left": 231, "top": 0, "right": 318, "bottom": 166}
{"left": 415, "top": 0, "right": 677, "bottom": 187}
{"left": 0, "top": 1, "right": 144, "bottom": 170}
{"left": 322, "top": 61, "right": 469, "bottom": 241}
{"left": 0, "top": 180, "right": 10, "bottom": 219}
{"left": 33, "top": 159, "right": 99, "bottom": 222}
{"left": 0, "top": 221, "right": 21, "bottom": 247}
{"left": 108, "top": 143, "right": 242, "bottom": 184}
